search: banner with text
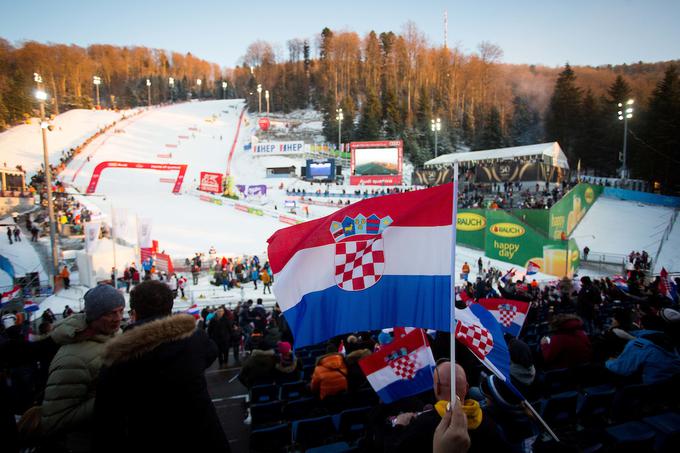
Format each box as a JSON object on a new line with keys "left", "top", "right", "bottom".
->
{"left": 253, "top": 141, "right": 306, "bottom": 155}
{"left": 199, "top": 172, "right": 223, "bottom": 193}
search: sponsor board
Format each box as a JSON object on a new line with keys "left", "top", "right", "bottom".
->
{"left": 279, "top": 215, "right": 302, "bottom": 225}
{"left": 165, "top": 144, "right": 178, "bottom": 148}
{"left": 457, "top": 212, "right": 487, "bottom": 231}
{"left": 489, "top": 222, "right": 525, "bottom": 238}
{"left": 253, "top": 141, "right": 305, "bottom": 155}
{"left": 199, "top": 172, "right": 223, "bottom": 193}
{"left": 178, "top": 135, "right": 189, "bottom": 139}
{"left": 235, "top": 204, "right": 249, "bottom": 213}
{"left": 86, "top": 161, "right": 187, "bottom": 194}
{"left": 159, "top": 177, "right": 176, "bottom": 183}
{"left": 156, "top": 153, "right": 172, "bottom": 158}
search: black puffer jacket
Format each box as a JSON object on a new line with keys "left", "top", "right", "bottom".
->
{"left": 92, "top": 314, "right": 229, "bottom": 452}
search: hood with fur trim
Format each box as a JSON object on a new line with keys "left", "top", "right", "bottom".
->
{"left": 102, "top": 314, "right": 197, "bottom": 366}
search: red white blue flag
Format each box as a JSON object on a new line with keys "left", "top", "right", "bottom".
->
{"left": 526, "top": 261, "right": 540, "bottom": 276}
{"left": 267, "top": 184, "right": 454, "bottom": 347}
{"left": 359, "top": 328, "right": 435, "bottom": 403}
{"left": 476, "top": 298, "right": 530, "bottom": 337}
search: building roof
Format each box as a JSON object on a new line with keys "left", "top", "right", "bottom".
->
{"left": 424, "top": 142, "right": 569, "bottom": 169}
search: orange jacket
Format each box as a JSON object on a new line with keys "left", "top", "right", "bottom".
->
{"left": 462, "top": 263, "right": 470, "bottom": 274}
{"left": 311, "top": 353, "right": 348, "bottom": 400}
{"left": 60, "top": 267, "right": 70, "bottom": 278}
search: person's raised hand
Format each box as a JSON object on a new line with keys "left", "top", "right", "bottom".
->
{"left": 433, "top": 401, "right": 470, "bottom": 453}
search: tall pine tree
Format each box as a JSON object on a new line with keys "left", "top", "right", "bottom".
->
{"left": 545, "top": 64, "right": 582, "bottom": 162}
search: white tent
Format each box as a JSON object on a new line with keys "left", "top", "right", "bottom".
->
{"left": 424, "top": 142, "right": 569, "bottom": 170}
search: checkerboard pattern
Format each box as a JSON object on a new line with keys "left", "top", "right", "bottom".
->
{"left": 389, "top": 353, "right": 419, "bottom": 380}
{"left": 455, "top": 321, "right": 494, "bottom": 359}
{"left": 498, "top": 306, "right": 517, "bottom": 327}
{"left": 334, "top": 237, "right": 385, "bottom": 291}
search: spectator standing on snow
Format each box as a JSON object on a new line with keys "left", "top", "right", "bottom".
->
{"left": 13, "top": 226, "right": 21, "bottom": 242}
{"left": 7, "top": 226, "right": 13, "bottom": 244}
{"left": 60, "top": 266, "right": 71, "bottom": 290}
{"left": 251, "top": 266, "right": 259, "bottom": 290}
{"left": 191, "top": 262, "right": 200, "bottom": 285}
{"left": 477, "top": 257, "right": 483, "bottom": 274}
{"left": 178, "top": 275, "right": 187, "bottom": 298}
{"left": 461, "top": 262, "right": 471, "bottom": 281}
{"left": 261, "top": 269, "right": 272, "bottom": 294}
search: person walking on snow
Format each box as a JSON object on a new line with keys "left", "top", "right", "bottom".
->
{"left": 7, "top": 226, "right": 13, "bottom": 244}
{"left": 13, "top": 226, "right": 21, "bottom": 242}
{"left": 461, "top": 262, "right": 471, "bottom": 281}
{"left": 251, "top": 266, "right": 259, "bottom": 290}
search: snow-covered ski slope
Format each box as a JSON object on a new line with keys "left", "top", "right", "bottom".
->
{"left": 654, "top": 212, "right": 680, "bottom": 273}
{"left": 572, "top": 196, "right": 677, "bottom": 269}
{"left": 0, "top": 109, "right": 126, "bottom": 174}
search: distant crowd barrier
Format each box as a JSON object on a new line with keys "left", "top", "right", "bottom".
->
{"left": 603, "top": 187, "right": 680, "bottom": 208}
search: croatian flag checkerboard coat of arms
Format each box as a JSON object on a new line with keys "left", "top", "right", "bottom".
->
{"left": 498, "top": 303, "right": 518, "bottom": 327}
{"left": 330, "top": 214, "right": 392, "bottom": 291}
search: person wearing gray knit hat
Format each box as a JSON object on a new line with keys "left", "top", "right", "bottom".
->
{"left": 85, "top": 284, "right": 126, "bottom": 324}
{"left": 41, "top": 285, "right": 124, "bottom": 449}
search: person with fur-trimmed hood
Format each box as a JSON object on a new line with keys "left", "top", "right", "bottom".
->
{"left": 92, "top": 280, "right": 230, "bottom": 452}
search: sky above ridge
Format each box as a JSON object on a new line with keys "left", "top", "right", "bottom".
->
{"left": 2, "top": 0, "right": 678, "bottom": 68}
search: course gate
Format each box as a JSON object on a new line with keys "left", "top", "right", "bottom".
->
{"left": 86, "top": 161, "right": 188, "bottom": 194}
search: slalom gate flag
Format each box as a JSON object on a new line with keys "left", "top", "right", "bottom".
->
{"left": 359, "top": 328, "right": 435, "bottom": 404}
{"left": 476, "top": 298, "right": 530, "bottom": 337}
{"left": 455, "top": 303, "right": 518, "bottom": 395}
{"left": 84, "top": 221, "right": 101, "bottom": 253}
{"left": 526, "top": 261, "right": 540, "bottom": 276}
{"left": 267, "top": 184, "right": 455, "bottom": 347}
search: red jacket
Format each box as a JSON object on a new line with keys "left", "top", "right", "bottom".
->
{"left": 541, "top": 317, "right": 593, "bottom": 370}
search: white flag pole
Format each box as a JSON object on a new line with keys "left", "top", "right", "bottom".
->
{"left": 111, "top": 203, "right": 117, "bottom": 288}
{"left": 450, "top": 162, "right": 459, "bottom": 405}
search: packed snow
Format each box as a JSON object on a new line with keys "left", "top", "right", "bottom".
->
{"left": 572, "top": 196, "right": 676, "bottom": 268}
{"left": 0, "top": 109, "right": 126, "bottom": 175}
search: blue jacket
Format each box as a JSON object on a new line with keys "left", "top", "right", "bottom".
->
{"left": 606, "top": 332, "right": 680, "bottom": 384}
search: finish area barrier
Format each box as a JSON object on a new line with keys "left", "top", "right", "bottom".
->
{"left": 86, "top": 161, "right": 188, "bottom": 194}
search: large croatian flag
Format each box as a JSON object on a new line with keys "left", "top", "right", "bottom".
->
{"left": 267, "top": 184, "right": 454, "bottom": 347}
{"left": 476, "top": 298, "right": 530, "bottom": 337}
{"left": 359, "top": 329, "right": 436, "bottom": 403}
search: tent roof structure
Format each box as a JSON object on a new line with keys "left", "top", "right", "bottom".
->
{"left": 424, "top": 142, "right": 569, "bottom": 169}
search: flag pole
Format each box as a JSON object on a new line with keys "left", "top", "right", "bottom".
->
{"left": 522, "top": 400, "right": 560, "bottom": 442}
{"left": 450, "top": 162, "right": 459, "bottom": 404}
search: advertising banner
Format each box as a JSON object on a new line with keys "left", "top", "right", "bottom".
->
{"left": 349, "top": 140, "right": 403, "bottom": 185}
{"left": 137, "top": 218, "right": 152, "bottom": 249}
{"left": 483, "top": 209, "right": 576, "bottom": 277}
{"left": 84, "top": 221, "right": 101, "bottom": 253}
{"left": 199, "top": 172, "right": 223, "bottom": 193}
{"left": 474, "top": 161, "right": 564, "bottom": 183}
{"left": 412, "top": 168, "right": 454, "bottom": 186}
{"left": 247, "top": 185, "right": 267, "bottom": 197}
{"left": 253, "top": 141, "right": 305, "bottom": 155}
{"left": 548, "top": 183, "right": 602, "bottom": 240}
{"left": 111, "top": 208, "right": 128, "bottom": 238}
{"left": 456, "top": 210, "right": 487, "bottom": 249}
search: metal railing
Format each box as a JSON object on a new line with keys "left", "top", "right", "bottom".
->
{"left": 653, "top": 208, "right": 679, "bottom": 267}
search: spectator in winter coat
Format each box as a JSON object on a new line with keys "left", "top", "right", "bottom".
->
{"left": 238, "top": 346, "right": 276, "bottom": 388}
{"left": 345, "top": 348, "right": 372, "bottom": 392}
{"left": 274, "top": 341, "right": 301, "bottom": 381}
{"left": 60, "top": 266, "right": 71, "bottom": 289}
{"left": 93, "top": 280, "right": 230, "bottom": 452}
{"left": 540, "top": 314, "right": 593, "bottom": 370}
{"left": 41, "top": 285, "right": 124, "bottom": 452}
{"left": 311, "top": 353, "right": 348, "bottom": 400}
{"left": 261, "top": 269, "right": 272, "bottom": 294}
{"left": 208, "top": 309, "right": 230, "bottom": 367}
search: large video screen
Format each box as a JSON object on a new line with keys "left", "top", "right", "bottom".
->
{"left": 353, "top": 148, "right": 400, "bottom": 175}
{"left": 305, "top": 159, "right": 335, "bottom": 180}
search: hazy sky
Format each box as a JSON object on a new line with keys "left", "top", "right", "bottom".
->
{"left": 2, "top": 0, "right": 678, "bottom": 68}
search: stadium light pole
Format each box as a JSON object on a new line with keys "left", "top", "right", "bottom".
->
{"left": 431, "top": 117, "right": 441, "bottom": 157}
{"left": 265, "top": 90, "right": 270, "bottom": 115}
{"left": 168, "top": 77, "right": 175, "bottom": 103}
{"left": 34, "top": 73, "right": 60, "bottom": 287}
{"left": 257, "top": 84, "right": 262, "bottom": 114}
{"left": 336, "top": 108, "right": 344, "bottom": 151}
{"left": 146, "top": 79, "right": 151, "bottom": 107}
{"left": 617, "top": 99, "right": 634, "bottom": 180}
{"left": 93, "top": 76, "right": 101, "bottom": 109}
{"left": 196, "top": 78, "right": 202, "bottom": 100}
{"left": 222, "top": 81, "right": 227, "bottom": 100}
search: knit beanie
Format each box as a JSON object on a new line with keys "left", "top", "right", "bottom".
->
{"left": 84, "top": 285, "right": 125, "bottom": 322}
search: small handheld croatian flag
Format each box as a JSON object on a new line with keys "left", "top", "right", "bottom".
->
{"left": 500, "top": 268, "right": 516, "bottom": 285}
{"left": 476, "top": 298, "right": 530, "bottom": 337}
{"left": 455, "top": 303, "right": 513, "bottom": 387}
{"left": 267, "top": 184, "right": 454, "bottom": 347}
{"left": 612, "top": 275, "right": 628, "bottom": 292}
{"left": 359, "top": 329, "right": 435, "bottom": 404}
{"left": 526, "top": 261, "right": 540, "bottom": 276}
{"left": 0, "top": 285, "right": 21, "bottom": 308}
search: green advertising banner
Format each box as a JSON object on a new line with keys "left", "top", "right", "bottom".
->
{"left": 548, "top": 183, "right": 603, "bottom": 240}
{"left": 483, "top": 209, "right": 577, "bottom": 277}
{"left": 456, "top": 209, "right": 486, "bottom": 249}
{"left": 510, "top": 209, "right": 549, "bottom": 236}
